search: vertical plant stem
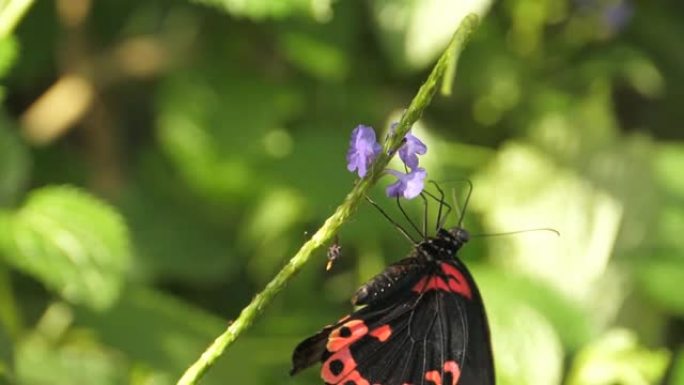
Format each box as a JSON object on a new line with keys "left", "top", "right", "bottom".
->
{"left": 0, "top": 0, "right": 35, "bottom": 38}
{"left": 176, "top": 13, "right": 479, "bottom": 385}
{"left": 0, "top": 262, "right": 22, "bottom": 339}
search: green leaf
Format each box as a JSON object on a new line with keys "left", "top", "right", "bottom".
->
{"left": 75, "top": 287, "right": 298, "bottom": 385}
{"left": 0, "top": 186, "right": 131, "bottom": 310}
{"left": 671, "top": 348, "right": 684, "bottom": 385}
{"left": 278, "top": 31, "right": 349, "bottom": 81}
{"left": 15, "top": 332, "right": 127, "bottom": 385}
{"left": 471, "top": 266, "right": 565, "bottom": 385}
{"left": 637, "top": 259, "right": 684, "bottom": 316}
{"left": 0, "top": 36, "right": 18, "bottom": 80}
{"left": 566, "top": 329, "right": 670, "bottom": 385}
{"left": 190, "top": 0, "right": 333, "bottom": 21}
{"left": 655, "top": 144, "right": 684, "bottom": 198}
{"left": 156, "top": 68, "right": 303, "bottom": 203}
{"left": 474, "top": 266, "right": 595, "bottom": 350}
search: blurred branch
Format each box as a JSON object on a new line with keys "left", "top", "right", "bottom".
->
{"left": 0, "top": 0, "right": 34, "bottom": 38}
{"left": 176, "top": 13, "right": 480, "bottom": 385}
{"left": 18, "top": 0, "right": 182, "bottom": 147}
{"left": 20, "top": 74, "right": 95, "bottom": 145}
{"left": 19, "top": 36, "right": 171, "bottom": 146}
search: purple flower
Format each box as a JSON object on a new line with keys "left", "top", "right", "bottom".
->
{"left": 603, "top": 1, "right": 633, "bottom": 32}
{"left": 386, "top": 168, "right": 427, "bottom": 199}
{"left": 346, "top": 125, "right": 382, "bottom": 178}
{"left": 398, "top": 133, "right": 427, "bottom": 170}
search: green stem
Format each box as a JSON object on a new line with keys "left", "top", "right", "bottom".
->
{"left": 0, "top": 0, "right": 35, "bottom": 39}
{"left": 0, "top": 262, "right": 22, "bottom": 339}
{"left": 176, "top": 14, "right": 479, "bottom": 385}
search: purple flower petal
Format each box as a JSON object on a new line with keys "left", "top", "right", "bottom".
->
{"left": 346, "top": 125, "right": 382, "bottom": 178}
{"left": 398, "top": 133, "right": 427, "bottom": 170}
{"left": 386, "top": 168, "right": 427, "bottom": 199}
{"left": 603, "top": 1, "right": 633, "bottom": 32}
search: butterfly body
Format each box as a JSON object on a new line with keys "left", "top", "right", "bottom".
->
{"left": 291, "top": 227, "right": 495, "bottom": 385}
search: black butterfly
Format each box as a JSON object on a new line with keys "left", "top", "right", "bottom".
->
{"left": 291, "top": 191, "right": 495, "bottom": 385}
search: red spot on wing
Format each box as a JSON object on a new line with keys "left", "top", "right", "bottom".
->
{"left": 443, "top": 361, "right": 461, "bottom": 385}
{"left": 321, "top": 348, "right": 356, "bottom": 384}
{"left": 337, "top": 369, "right": 370, "bottom": 385}
{"left": 423, "top": 361, "right": 462, "bottom": 385}
{"left": 412, "top": 264, "right": 472, "bottom": 299}
{"left": 440, "top": 263, "right": 472, "bottom": 299}
{"left": 425, "top": 370, "right": 442, "bottom": 385}
{"left": 369, "top": 324, "right": 392, "bottom": 342}
{"left": 327, "top": 319, "right": 368, "bottom": 352}
{"left": 412, "top": 276, "right": 450, "bottom": 293}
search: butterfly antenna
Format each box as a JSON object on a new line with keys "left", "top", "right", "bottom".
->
{"left": 455, "top": 179, "right": 473, "bottom": 227}
{"left": 427, "top": 181, "right": 452, "bottom": 229}
{"left": 395, "top": 196, "right": 424, "bottom": 240}
{"left": 471, "top": 228, "right": 561, "bottom": 238}
{"left": 364, "top": 195, "right": 419, "bottom": 245}
{"left": 419, "top": 193, "right": 428, "bottom": 240}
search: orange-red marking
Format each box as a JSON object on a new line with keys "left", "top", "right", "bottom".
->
{"left": 411, "top": 263, "right": 472, "bottom": 300}
{"left": 369, "top": 324, "right": 392, "bottom": 342}
{"left": 425, "top": 370, "right": 442, "bottom": 385}
{"left": 440, "top": 263, "right": 472, "bottom": 299}
{"left": 443, "top": 361, "right": 461, "bottom": 385}
{"left": 337, "top": 369, "right": 370, "bottom": 385}
{"left": 327, "top": 319, "right": 368, "bottom": 352}
{"left": 321, "top": 348, "right": 356, "bottom": 384}
{"left": 423, "top": 361, "right": 462, "bottom": 385}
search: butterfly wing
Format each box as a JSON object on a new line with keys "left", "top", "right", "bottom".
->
{"left": 292, "top": 259, "right": 494, "bottom": 385}
{"left": 445, "top": 259, "right": 495, "bottom": 385}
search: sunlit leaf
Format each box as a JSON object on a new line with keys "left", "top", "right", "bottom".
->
{"left": 0, "top": 186, "right": 131, "bottom": 310}
{"left": 473, "top": 142, "right": 623, "bottom": 304}
{"left": 654, "top": 144, "right": 684, "bottom": 199}
{"left": 566, "top": 329, "right": 670, "bottom": 385}
{"left": 0, "top": 36, "right": 18, "bottom": 80}
{"left": 370, "top": 0, "right": 492, "bottom": 70}
{"left": 190, "top": 0, "right": 333, "bottom": 21}
{"left": 475, "top": 267, "right": 595, "bottom": 350}
{"left": 475, "top": 265, "right": 564, "bottom": 385}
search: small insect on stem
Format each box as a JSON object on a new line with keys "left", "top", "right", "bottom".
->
{"left": 326, "top": 235, "right": 342, "bottom": 271}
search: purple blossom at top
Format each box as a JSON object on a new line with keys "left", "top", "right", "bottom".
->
{"left": 386, "top": 168, "right": 427, "bottom": 200}
{"left": 603, "top": 1, "right": 633, "bottom": 33}
{"left": 346, "top": 125, "right": 382, "bottom": 178}
{"left": 345, "top": 123, "right": 429, "bottom": 199}
{"left": 398, "top": 133, "right": 427, "bottom": 170}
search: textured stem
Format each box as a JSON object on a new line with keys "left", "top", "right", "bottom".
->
{"left": 176, "top": 13, "right": 480, "bottom": 385}
{"left": 0, "top": 0, "right": 35, "bottom": 38}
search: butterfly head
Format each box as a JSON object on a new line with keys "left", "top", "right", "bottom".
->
{"left": 420, "top": 227, "right": 469, "bottom": 260}
{"left": 447, "top": 227, "right": 470, "bottom": 245}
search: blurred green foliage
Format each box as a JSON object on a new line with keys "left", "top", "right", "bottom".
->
{"left": 0, "top": 0, "right": 682, "bottom": 384}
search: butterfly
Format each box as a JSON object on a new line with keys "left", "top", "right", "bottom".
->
{"left": 290, "top": 215, "right": 495, "bottom": 385}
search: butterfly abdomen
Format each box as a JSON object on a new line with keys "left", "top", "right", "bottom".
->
{"left": 352, "top": 257, "right": 426, "bottom": 306}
